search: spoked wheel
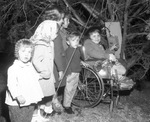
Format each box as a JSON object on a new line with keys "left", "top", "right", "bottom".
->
{"left": 72, "top": 65, "right": 104, "bottom": 108}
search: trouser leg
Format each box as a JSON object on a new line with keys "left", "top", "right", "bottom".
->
{"left": 9, "top": 105, "right": 34, "bottom": 122}
{"left": 63, "top": 73, "right": 79, "bottom": 107}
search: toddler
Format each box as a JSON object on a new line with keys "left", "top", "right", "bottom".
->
{"left": 5, "top": 39, "right": 43, "bottom": 122}
{"left": 63, "top": 32, "right": 82, "bottom": 114}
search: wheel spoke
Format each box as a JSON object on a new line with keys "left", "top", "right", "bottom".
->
{"left": 72, "top": 66, "right": 104, "bottom": 108}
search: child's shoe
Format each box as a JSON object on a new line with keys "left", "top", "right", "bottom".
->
{"left": 37, "top": 109, "right": 50, "bottom": 121}
{"left": 64, "top": 107, "right": 75, "bottom": 114}
{"left": 44, "top": 105, "right": 56, "bottom": 117}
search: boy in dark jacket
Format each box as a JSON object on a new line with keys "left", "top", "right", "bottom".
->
{"left": 63, "top": 32, "right": 82, "bottom": 114}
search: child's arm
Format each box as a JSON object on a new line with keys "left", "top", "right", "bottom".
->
{"left": 32, "top": 45, "right": 51, "bottom": 79}
{"left": 7, "top": 67, "right": 25, "bottom": 104}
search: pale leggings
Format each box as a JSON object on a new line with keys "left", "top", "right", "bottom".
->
{"left": 63, "top": 73, "right": 79, "bottom": 107}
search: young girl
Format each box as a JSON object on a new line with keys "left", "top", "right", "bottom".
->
{"left": 31, "top": 20, "right": 58, "bottom": 119}
{"left": 44, "top": 7, "right": 70, "bottom": 113}
{"left": 5, "top": 39, "right": 44, "bottom": 122}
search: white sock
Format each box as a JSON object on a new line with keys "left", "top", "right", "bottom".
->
{"left": 44, "top": 105, "right": 53, "bottom": 113}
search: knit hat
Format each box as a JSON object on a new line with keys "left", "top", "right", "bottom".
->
{"left": 30, "top": 20, "right": 58, "bottom": 43}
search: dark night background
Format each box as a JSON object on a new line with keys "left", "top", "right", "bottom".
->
{"left": 0, "top": 0, "right": 150, "bottom": 121}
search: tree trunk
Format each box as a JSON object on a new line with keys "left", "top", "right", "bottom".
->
{"left": 121, "top": 0, "right": 132, "bottom": 60}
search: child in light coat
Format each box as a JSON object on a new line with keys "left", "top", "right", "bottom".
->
{"left": 5, "top": 39, "right": 44, "bottom": 122}
{"left": 31, "top": 20, "right": 59, "bottom": 120}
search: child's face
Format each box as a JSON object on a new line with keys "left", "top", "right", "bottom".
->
{"left": 62, "top": 17, "right": 70, "bottom": 29}
{"left": 89, "top": 31, "right": 101, "bottom": 44}
{"left": 18, "top": 46, "right": 32, "bottom": 63}
{"left": 68, "top": 36, "right": 80, "bottom": 48}
{"left": 57, "top": 13, "right": 64, "bottom": 26}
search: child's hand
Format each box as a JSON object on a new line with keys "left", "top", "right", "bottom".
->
{"left": 80, "top": 61, "right": 90, "bottom": 67}
{"left": 16, "top": 95, "right": 26, "bottom": 105}
{"left": 58, "top": 71, "right": 64, "bottom": 81}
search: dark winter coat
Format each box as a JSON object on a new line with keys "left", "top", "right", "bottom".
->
{"left": 54, "top": 32, "right": 67, "bottom": 88}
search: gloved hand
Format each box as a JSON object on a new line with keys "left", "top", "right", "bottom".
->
{"left": 58, "top": 71, "right": 64, "bottom": 81}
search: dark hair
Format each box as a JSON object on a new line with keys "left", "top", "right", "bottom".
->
{"left": 84, "top": 26, "right": 102, "bottom": 37}
{"left": 42, "top": 5, "right": 64, "bottom": 21}
{"left": 66, "top": 31, "right": 80, "bottom": 42}
{"left": 46, "top": 4, "right": 64, "bottom": 15}
{"left": 63, "top": 11, "right": 71, "bottom": 19}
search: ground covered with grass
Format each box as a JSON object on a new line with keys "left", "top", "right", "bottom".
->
{"left": 39, "top": 87, "right": 150, "bottom": 122}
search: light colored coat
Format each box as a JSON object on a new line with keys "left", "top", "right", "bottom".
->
{"left": 32, "top": 40, "right": 56, "bottom": 97}
{"left": 5, "top": 60, "right": 44, "bottom": 106}
{"left": 31, "top": 20, "right": 58, "bottom": 97}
